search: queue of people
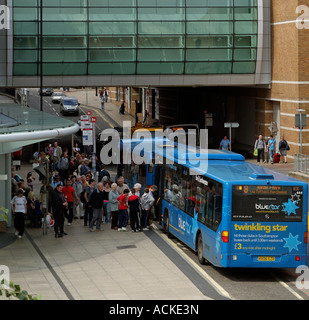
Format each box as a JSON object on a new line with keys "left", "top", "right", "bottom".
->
{"left": 10, "top": 140, "right": 158, "bottom": 239}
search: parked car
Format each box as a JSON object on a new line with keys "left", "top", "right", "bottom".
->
{"left": 60, "top": 97, "right": 79, "bottom": 116}
{"left": 52, "top": 92, "right": 66, "bottom": 103}
{"left": 38, "top": 88, "right": 54, "bottom": 96}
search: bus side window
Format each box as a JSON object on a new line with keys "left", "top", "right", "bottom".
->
{"left": 213, "top": 195, "right": 222, "bottom": 231}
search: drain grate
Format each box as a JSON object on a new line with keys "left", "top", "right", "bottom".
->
{"left": 116, "top": 245, "right": 137, "bottom": 250}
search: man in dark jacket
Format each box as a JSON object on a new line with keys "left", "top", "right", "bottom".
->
{"left": 89, "top": 183, "right": 104, "bottom": 232}
{"left": 52, "top": 184, "right": 68, "bottom": 238}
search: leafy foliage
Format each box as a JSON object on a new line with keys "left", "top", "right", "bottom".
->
{"left": 0, "top": 279, "right": 41, "bottom": 300}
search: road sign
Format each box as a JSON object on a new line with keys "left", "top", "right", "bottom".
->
{"left": 82, "top": 122, "right": 93, "bottom": 146}
{"left": 295, "top": 114, "right": 307, "bottom": 129}
{"left": 91, "top": 116, "right": 97, "bottom": 123}
{"left": 87, "top": 111, "right": 92, "bottom": 116}
{"left": 224, "top": 122, "right": 239, "bottom": 128}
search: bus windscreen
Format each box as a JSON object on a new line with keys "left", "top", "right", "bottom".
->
{"left": 232, "top": 185, "right": 303, "bottom": 222}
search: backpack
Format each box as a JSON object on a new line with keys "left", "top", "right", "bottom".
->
{"left": 79, "top": 191, "right": 86, "bottom": 203}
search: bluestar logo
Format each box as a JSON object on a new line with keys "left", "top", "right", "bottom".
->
{"left": 255, "top": 204, "right": 281, "bottom": 210}
{"left": 0, "top": 5, "right": 10, "bottom": 30}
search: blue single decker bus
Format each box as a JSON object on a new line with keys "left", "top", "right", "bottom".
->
{"left": 121, "top": 137, "right": 308, "bottom": 268}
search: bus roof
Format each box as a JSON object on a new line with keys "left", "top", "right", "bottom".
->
{"left": 121, "top": 138, "right": 307, "bottom": 185}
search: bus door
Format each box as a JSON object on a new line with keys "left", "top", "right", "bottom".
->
{"left": 231, "top": 184, "right": 306, "bottom": 267}
{"left": 153, "top": 165, "right": 163, "bottom": 222}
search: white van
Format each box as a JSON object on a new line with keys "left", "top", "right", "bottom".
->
{"left": 60, "top": 97, "right": 79, "bottom": 116}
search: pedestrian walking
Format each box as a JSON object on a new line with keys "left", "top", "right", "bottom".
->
{"left": 128, "top": 188, "right": 141, "bottom": 232}
{"left": 57, "top": 151, "right": 69, "bottom": 182}
{"left": 267, "top": 135, "right": 276, "bottom": 164}
{"left": 140, "top": 188, "right": 154, "bottom": 231}
{"left": 219, "top": 136, "right": 230, "bottom": 151}
{"left": 117, "top": 189, "right": 129, "bottom": 231}
{"left": 279, "top": 136, "right": 289, "bottom": 163}
{"left": 51, "top": 184, "right": 68, "bottom": 238}
{"left": 109, "top": 183, "right": 119, "bottom": 230}
{"left": 11, "top": 189, "right": 27, "bottom": 238}
{"left": 254, "top": 135, "right": 267, "bottom": 163}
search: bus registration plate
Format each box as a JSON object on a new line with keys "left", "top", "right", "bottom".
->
{"left": 258, "top": 256, "right": 275, "bottom": 262}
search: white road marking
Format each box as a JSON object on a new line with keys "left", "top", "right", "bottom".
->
{"left": 151, "top": 223, "right": 233, "bottom": 300}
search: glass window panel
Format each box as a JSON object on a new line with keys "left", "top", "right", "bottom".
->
{"left": 139, "top": 22, "right": 183, "bottom": 35}
{"left": 14, "top": 37, "right": 38, "bottom": 49}
{"left": 234, "top": 21, "right": 257, "bottom": 34}
{"left": 89, "top": 7, "right": 136, "bottom": 21}
{"left": 89, "top": 36, "right": 135, "bottom": 48}
{"left": 138, "top": 49, "right": 183, "bottom": 62}
{"left": 88, "top": 63, "right": 136, "bottom": 75}
{"left": 42, "top": 37, "right": 86, "bottom": 48}
{"left": 14, "top": 63, "right": 37, "bottom": 76}
{"left": 138, "top": 8, "right": 184, "bottom": 21}
{"left": 234, "top": 0, "right": 257, "bottom": 6}
{"left": 234, "top": 35, "right": 256, "bottom": 47}
{"left": 186, "top": 36, "right": 232, "bottom": 48}
{"left": 234, "top": 49, "right": 256, "bottom": 60}
{"left": 186, "top": 49, "right": 232, "bottom": 61}
{"left": 90, "top": 22, "right": 136, "bottom": 35}
{"left": 14, "top": 0, "right": 37, "bottom": 6}
{"left": 89, "top": 49, "right": 135, "bottom": 62}
{"left": 138, "top": 0, "right": 184, "bottom": 6}
{"left": 14, "top": 22, "right": 38, "bottom": 35}
{"left": 138, "top": 36, "right": 184, "bottom": 48}
{"left": 43, "top": 8, "right": 87, "bottom": 21}
{"left": 43, "top": 63, "right": 87, "bottom": 75}
{"left": 43, "top": 49, "right": 87, "bottom": 62}
{"left": 89, "top": 0, "right": 136, "bottom": 6}
{"left": 14, "top": 50, "right": 37, "bottom": 62}
{"left": 186, "top": 7, "right": 232, "bottom": 21}
{"left": 14, "top": 8, "right": 37, "bottom": 21}
{"left": 232, "top": 61, "right": 256, "bottom": 73}
{"left": 137, "top": 62, "right": 183, "bottom": 74}
{"left": 185, "top": 62, "right": 232, "bottom": 74}
{"left": 43, "top": 22, "right": 87, "bottom": 35}
{"left": 186, "top": 0, "right": 232, "bottom": 7}
{"left": 234, "top": 7, "right": 257, "bottom": 20}
{"left": 43, "top": 0, "right": 87, "bottom": 7}
{"left": 187, "top": 22, "right": 233, "bottom": 35}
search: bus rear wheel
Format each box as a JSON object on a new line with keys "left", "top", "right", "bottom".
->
{"left": 197, "top": 233, "right": 206, "bottom": 265}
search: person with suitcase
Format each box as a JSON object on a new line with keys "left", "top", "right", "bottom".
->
{"left": 267, "top": 135, "right": 276, "bottom": 164}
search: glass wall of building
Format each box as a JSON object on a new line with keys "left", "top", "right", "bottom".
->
{"left": 13, "top": 0, "right": 258, "bottom": 76}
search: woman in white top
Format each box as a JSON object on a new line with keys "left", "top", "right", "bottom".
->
{"left": 11, "top": 189, "right": 27, "bottom": 238}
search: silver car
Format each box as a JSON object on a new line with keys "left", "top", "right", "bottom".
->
{"left": 60, "top": 97, "right": 80, "bottom": 116}
{"left": 51, "top": 92, "right": 66, "bottom": 104}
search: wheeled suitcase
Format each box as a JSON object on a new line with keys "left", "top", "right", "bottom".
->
{"left": 273, "top": 153, "right": 280, "bottom": 163}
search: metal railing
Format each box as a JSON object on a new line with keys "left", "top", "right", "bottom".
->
{"left": 294, "top": 154, "right": 309, "bottom": 174}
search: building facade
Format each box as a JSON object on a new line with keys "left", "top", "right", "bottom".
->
{"left": 2, "top": 0, "right": 308, "bottom": 158}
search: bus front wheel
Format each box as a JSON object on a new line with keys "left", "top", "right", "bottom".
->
{"left": 164, "top": 210, "right": 172, "bottom": 239}
{"left": 197, "top": 233, "right": 206, "bottom": 265}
